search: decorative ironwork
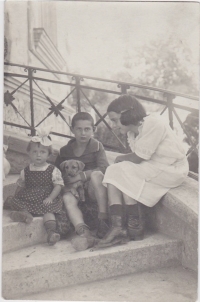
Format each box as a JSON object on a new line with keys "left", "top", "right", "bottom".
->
{"left": 49, "top": 103, "right": 65, "bottom": 117}
{"left": 3, "top": 62, "right": 199, "bottom": 162}
{"left": 4, "top": 90, "right": 15, "bottom": 106}
{"left": 80, "top": 88, "right": 127, "bottom": 149}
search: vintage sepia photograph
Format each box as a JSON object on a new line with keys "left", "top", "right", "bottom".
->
{"left": 2, "top": 1, "right": 199, "bottom": 301}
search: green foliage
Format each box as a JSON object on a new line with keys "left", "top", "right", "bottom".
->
{"left": 68, "top": 35, "right": 198, "bottom": 152}
{"left": 119, "top": 35, "right": 198, "bottom": 98}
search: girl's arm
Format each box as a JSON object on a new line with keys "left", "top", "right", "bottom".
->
{"left": 115, "top": 153, "right": 143, "bottom": 164}
{"left": 43, "top": 184, "right": 62, "bottom": 205}
{"left": 49, "top": 184, "right": 62, "bottom": 200}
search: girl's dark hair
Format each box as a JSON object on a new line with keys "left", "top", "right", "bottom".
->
{"left": 107, "top": 94, "right": 146, "bottom": 126}
{"left": 26, "top": 141, "right": 53, "bottom": 155}
{"left": 71, "top": 112, "right": 95, "bottom": 128}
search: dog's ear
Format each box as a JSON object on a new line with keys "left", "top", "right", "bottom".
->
{"left": 60, "top": 161, "right": 67, "bottom": 171}
{"left": 76, "top": 161, "right": 85, "bottom": 171}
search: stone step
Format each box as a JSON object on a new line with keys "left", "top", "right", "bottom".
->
{"left": 20, "top": 266, "right": 198, "bottom": 302}
{"left": 2, "top": 233, "right": 182, "bottom": 299}
{"left": 3, "top": 210, "right": 46, "bottom": 254}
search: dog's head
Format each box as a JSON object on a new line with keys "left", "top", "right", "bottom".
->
{"left": 60, "top": 160, "right": 85, "bottom": 177}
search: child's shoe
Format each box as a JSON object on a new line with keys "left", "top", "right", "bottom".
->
{"left": 44, "top": 220, "right": 60, "bottom": 246}
{"left": 96, "top": 218, "right": 109, "bottom": 239}
{"left": 71, "top": 223, "right": 99, "bottom": 251}
{"left": 47, "top": 232, "right": 60, "bottom": 246}
{"left": 10, "top": 210, "right": 33, "bottom": 224}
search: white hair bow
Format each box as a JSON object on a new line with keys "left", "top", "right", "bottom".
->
{"left": 31, "top": 126, "right": 53, "bottom": 146}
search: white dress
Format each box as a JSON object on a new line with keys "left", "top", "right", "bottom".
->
{"left": 103, "top": 114, "right": 189, "bottom": 207}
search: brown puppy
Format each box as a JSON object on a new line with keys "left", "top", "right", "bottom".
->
{"left": 60, "top": 160, "right": 85, "bottom": 202}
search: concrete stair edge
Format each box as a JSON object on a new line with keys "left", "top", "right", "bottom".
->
{"left": 3, "top": 211, "right": 46, "bottom": 254}
{"left": 2, "top": 233, "right": 182, "bottom": 299}
{"left": 148, "top": 177, "right": 198, "bottom": 271}
{"left": 3, "top": 175, "right": 198, "bottom": 255}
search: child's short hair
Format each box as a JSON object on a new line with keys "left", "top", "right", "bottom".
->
{"left": 71, "top": 112, "right": 95, "bottom": 128}
{"left": 26, "top": 141, "right": 53, "bottom": 155}
{"left": 107, "top": 94, "right": 146, "bottom": 126}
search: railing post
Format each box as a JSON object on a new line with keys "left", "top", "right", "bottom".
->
{"left": 117, "top": 83, "right": 131, "bottom": 152}
{"left": 118, "top": 83, "right": 130, "bottom": 95}
{"left": 75, "top": 76, "right": 81, "bottom": 112}
{"left": 166, "top": 93, "right": 175, "bottom": 129}
{"left": 28, "top": 68, "right": 35, "bottom": 136}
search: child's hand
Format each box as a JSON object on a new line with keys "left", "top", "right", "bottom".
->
{"left": 114, "top": 155, "right": 125, "bottom": 163}
{"left": 70, "top": 188, "right": 79, "bottom": 199}
{"left": 43, "top": 197, "right": 53, "bottom": 206}
{"left": 65, "top": 174, "right": 81, "bottom": 184}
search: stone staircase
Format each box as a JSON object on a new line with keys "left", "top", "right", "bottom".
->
{"left": 2, "top": 175, "right": 198, "bottom": 300}
{"left": 2, "top": 148, "right": 198, "bottom": 300}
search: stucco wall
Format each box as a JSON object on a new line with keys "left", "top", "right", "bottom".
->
{"left": 4, "top": 1, "right": 75, "bottom": 139}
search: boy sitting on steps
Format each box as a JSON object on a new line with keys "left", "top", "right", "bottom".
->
{"left": 55, "top": 112, "right": 109, "bottom": 251}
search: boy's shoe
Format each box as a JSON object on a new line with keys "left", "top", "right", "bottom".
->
{"left": 47, "top": 232, "right": 60, "bottom": 246}
{"left": 10, "top": 210, "right": 33, "bottom": 224}
{"left": 96, "top": 219, "right": 109, "bottom": 239}
{"left": 72, "top": 223, "right": 99, "bottom": 251}
{"left": 75, "top": 223, "right": 92, "bottom": 237}
{"left": 71, "top": 236, "right": 99, "bottom": 251}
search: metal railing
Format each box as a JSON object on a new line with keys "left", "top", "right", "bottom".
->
{"left": 4, "top": 62, "right": 199, "bottom": 157}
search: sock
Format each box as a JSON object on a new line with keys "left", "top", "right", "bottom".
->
{"left": 110, "top": 204, "right": 123, "bottom": 216}
{"left": 44, "top": 220, "right": 57, "bottom": 234}
{"left": 126, "top": 204, "right": 139, "bottom": 217}
{"left": 98, "top": 212, "right": 109, "bottom": 220}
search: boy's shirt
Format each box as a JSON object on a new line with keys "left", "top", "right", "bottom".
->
{"left": 55, "top": 138, "right": 109, "bottom": 174}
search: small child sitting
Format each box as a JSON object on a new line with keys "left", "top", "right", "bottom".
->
{"left": 6, "top": 126, "right": 70, "bottom": 246}
{"left": 55, "top": 112, "right": 109, "bottom": 251}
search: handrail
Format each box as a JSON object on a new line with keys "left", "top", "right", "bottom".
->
{"left": 4, "top": 62, "right": 199, "bottom": 156}
{"left": 4, "top": 62, "right": 199, "bottom": 101}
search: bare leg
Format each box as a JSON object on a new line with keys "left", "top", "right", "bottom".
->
{"left": 90, "top": 171, "right": 108, "bottom": 215}
{"left": 122, "top": 193, "right": 137, "bottom": 205}
{"left": 90, "top": 171, "right": 109, "bottom": 238}
{"left": 107, "top": 184, "right": 123, "bottom": 206}
{"left": 63, "top": 192, "right": 84, "bottom": 227}
{"left": 43, "top": 212, "right": 56, "bottom": 222}
{"left": 63, "top": 193, "right": 98, "bottom": 251}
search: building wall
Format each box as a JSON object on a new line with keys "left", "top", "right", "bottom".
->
{"left": 4, "top": 1, "right": 75, "bottom": 144}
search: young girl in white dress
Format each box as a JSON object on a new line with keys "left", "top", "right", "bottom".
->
{"left": 6, "top": 127, "right": 70, "bottom": 245}
{"left": 97, "top": 94, "right": 189, "bottom": 248}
